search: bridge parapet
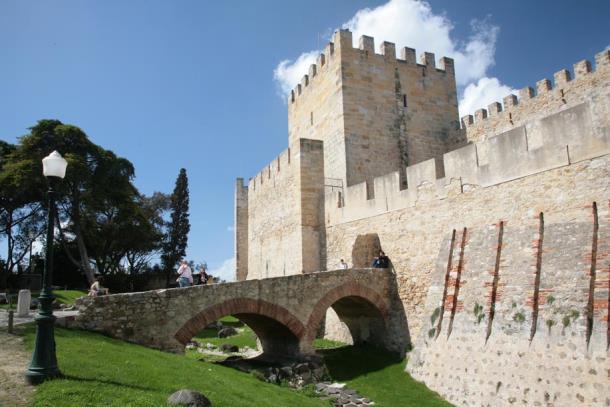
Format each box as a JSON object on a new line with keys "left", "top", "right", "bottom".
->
{"left": 73, "top": 269, "right": 409, "bottom": 358}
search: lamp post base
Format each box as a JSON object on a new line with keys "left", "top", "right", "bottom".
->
{"left": 25, "top": 367, "right": 61, "bottom": 385}
{"left": 25, "top": 299, "right": 61, "bottom": 385}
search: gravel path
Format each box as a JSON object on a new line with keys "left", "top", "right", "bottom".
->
{"left": 0, "top": 327, "right": 34, "bottom": 407}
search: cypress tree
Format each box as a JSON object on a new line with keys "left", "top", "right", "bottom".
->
{"left": 161, "top": 168, "right": 190, "bottom": 286}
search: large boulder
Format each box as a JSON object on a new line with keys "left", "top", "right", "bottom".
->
{"left": 217, "top": 327, "right": 237, "bottom": 338}
{"left": 167, "top": 389, "right": 211, "bottom": 407}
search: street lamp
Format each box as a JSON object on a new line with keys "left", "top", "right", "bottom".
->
{"left": 26, "top": 151, "right": 67, "bottom": 385}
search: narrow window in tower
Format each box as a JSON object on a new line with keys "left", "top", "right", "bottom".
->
{"left": 403, "top": 94, "right": 407, "bottom": 107}
{"left": 310, "top": 111, "right": 314, "bottom": 125}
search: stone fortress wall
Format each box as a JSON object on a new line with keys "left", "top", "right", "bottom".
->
{"left": 236, "top": 28, "right": 610, "bottom": 406}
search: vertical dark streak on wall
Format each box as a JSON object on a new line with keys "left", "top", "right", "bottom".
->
{"left": 447, "top": 227, "right": 467, "bottom": 339}
{"left": 586, "top": 202, "right": 598, "bottom": 348}
{"left": 530, "top": 213, "right": 544, "bottom": 342}
{"left": 486, "top": 221, "right": 504, "bottom": 343}
{"left": 436, "top": 229, "right": 456, "bottom": 339}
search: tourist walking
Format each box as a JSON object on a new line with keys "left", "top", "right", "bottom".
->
{"left": 339, "top": 259, "right": 348, "bottom": 269}
{"left": 176, "top": 261, "right": 193, "bottom": 288}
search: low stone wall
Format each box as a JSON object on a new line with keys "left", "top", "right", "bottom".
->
{"left": 73, "top": 269, "right": 409, "bottom": 358}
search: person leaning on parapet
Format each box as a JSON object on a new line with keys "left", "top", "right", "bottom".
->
{"left": 371, "top": 251, "right": 390, "bottom": 269}
{"left": 339, "top": 259, "right": 348, "bottom": 270}
{"left": 176, "top": 260, "right": 193, "bottom": 288}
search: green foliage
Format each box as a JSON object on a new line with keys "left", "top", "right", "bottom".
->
{"left": 1, "top": 120, "right": 164, "bottom": 285}
{"left": 546, "top": 319, "right": 556, "bottom": 332}
{"left": 562, "top": 310, "right": 580, "bottom": 328}
{"left": 473, "top": 302, "right": 485, "bottom": 325}
{"left": 513, "top": 312, "right": 525, "bottom": 323}
{"left": 429, "top": 307, "right": 441, "bottom": 325}
{"left": 428, "top": 328, "right": 436, "bottom": 338}
{"left": 314, "top": 338, "right": 347, "bottom": 350}
{"left": 161, "top": 168, "right": 191, "bottom": 285}
{"left": 546, "top": 295, "right": 556, "bottom": 305}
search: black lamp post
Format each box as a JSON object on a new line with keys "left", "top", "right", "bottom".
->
{"left": 26, "top": 151, "right": 67, "bottom": 385}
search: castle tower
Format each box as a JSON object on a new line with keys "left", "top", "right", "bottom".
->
{"left": 288, "top": 29, "right": 464, "bottom": 192}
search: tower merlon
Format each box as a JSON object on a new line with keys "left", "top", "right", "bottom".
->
{"left": 359, "top": 35, "right": 375, "bottom": 53}
{"left": 309, "top": 64, "right": 317, "bottom": 78}
{"left": 595, "top": 49, "right": 609, "bottom": 70}
{"left": 380, "top": 41, "right": 396, "bottom": 61}
{"left": 439, "top": 57, "right": 455, "bottom": 73}
{"left": 401, "top": 47, "right": 417, "bottom": 64}
{"left": 536, "top": 78, "right": 552, "bottom": 94}
{"left": 503, "top": 94, "right": 518, "bottom": 111}
{"left": 487, "top": 102, "right": 502, "bottom": 117}
{"left": 574, "top": 59, "right": 592, "bottom": 78}
{"left": 553, "top": 69, "right": 571, "bottom": 86}
{"left": 420, "top": 52, "right": 436, "bottom": 68}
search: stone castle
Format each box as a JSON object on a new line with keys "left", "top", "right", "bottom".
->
{"left": 235, "top": 29, "right": 610, "bottom": 405}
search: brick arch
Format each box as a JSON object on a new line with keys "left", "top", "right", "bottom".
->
{"left": 174, "top": 298, "right": 306, "bottom": 346}
{"left": 302, "top": 280, "right": 390, "bottom": 348}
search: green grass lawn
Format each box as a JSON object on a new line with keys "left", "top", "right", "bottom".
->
{"left": 23, "top": 314, "right": 451, "bottom": 406}
{"left": 191, "top": 316, "right": 258, "bottom": 350}
{"left": 24, "top": 326, "right": 329, "bottom": 407}
{"left": 322, "top": 345, "right": 451, "bottom": 407}
{"left": 0, "top": 290, "right": 86, "bottom": 310}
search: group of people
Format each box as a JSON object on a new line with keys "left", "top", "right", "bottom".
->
{"left": 176, "top": 260, "right": 212, "bottom": 288}
{"left": 338, "top": 250, "right": 390, "bottom": 270}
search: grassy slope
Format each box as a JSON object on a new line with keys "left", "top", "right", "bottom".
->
{"left": 0, "top": 290, "right": 86, "bottom": 310}
{"left": 323, "top": 346, "right": 451, "bottom": 407}
{"left": 25, "top": 326, "right": 328, "bottom": 407}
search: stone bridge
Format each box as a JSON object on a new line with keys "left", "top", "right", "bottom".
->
{"left": 73, "top": 269, "right": 409, "bottom": 359}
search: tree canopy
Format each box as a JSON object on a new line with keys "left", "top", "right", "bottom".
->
{"left": 0, "top": 120, "right": 169, "bottom": 288}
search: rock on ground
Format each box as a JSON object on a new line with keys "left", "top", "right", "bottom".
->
{"left": 167, "top": 389, "right": 211, "bottom": 407}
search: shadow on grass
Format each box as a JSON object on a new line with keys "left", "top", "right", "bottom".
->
{"left": 319, "top": 344, "right": 402, "bottom": 381}
{"left": 60, "top": 374, "right": 157, "bottom": 392}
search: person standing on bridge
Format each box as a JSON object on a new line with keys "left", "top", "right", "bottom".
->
{"left": 176, "top": 260, "right": 193, "bottom": 288}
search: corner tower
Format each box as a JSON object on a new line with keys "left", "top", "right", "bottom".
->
{"left": 288, "top": 29, "right": 465, "bottom": 191}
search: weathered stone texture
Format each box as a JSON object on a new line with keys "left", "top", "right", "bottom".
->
{"left": 236, "top": 28, "right": 610, "bottom": 405}
{"left": 73, "top": 269, "right": 409, "bottom": 358}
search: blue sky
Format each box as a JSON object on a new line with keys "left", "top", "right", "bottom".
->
{"left": 1, "top": 0, "right": 609, "bottom": 280}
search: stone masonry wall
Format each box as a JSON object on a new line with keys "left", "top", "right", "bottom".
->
{"left": 323, "top": 50, "right": 610, "bottom": 406}
{"left": 73, "top": 269, "right": 408, "bottom": 357}
{"left": 246, "top": 138, "right": 325, "bottom": 279}
{"left": 235, "top": 178, "right": 248, "bottom": 281}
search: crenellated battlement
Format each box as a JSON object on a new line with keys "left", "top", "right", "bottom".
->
{"left": 461, "top": 49, "right": 610, "bottom": 142}
{"left": 247, "top": 147, "right": 292, "bottom": 194}
{"left": 288, "top": 29, "right": 455, "bottom": 105}
{"left": 326, "top": 53, "right": 610, "bottom": 225}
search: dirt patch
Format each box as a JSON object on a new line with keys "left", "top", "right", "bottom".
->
{"left": 0, "top": 327, "right": 34, "bottom": 407}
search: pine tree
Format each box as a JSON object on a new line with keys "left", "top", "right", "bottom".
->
{"left": 161, "top": 168, "right": 190, "bottom": 286}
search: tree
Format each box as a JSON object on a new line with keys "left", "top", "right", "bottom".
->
{"left": 161, "top": 168, "right": 190, "bottom": 286}
{"left": 123, "top": 192, "right": 170, "bottom": 275}
{"left": 0, "top": 120, "right": 157, "bottom": 285}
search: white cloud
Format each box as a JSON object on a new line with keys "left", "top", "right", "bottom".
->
{"left": 273, "top": 0, "right": 515, "bottom": 116}
{"left": 458, "top": 77, "right": 518, "bottom": 118}
{"left": 274, "top": 50, "right": 319, "bottom": 95}
{"left": 209, "top": 257, "right": 235, "bottom": 283}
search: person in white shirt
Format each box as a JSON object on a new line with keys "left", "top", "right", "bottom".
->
{"left": 176, "top": 260, "right": 193, "bottom": 288}
{"left": 339, "top": 259, "right": 348, "bottom": 270}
